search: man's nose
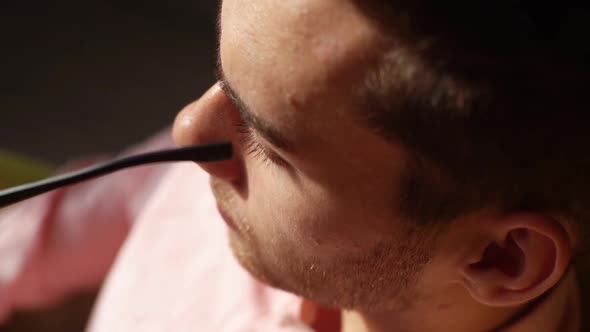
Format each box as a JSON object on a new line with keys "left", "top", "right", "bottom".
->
{"left": 173, "top": 83, "right": 244, "bottom": 181}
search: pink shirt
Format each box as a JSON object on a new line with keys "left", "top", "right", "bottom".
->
{"left": 88, "top": 163, "right": 311, "bottom": 331}
{"left": 0, "top": 131, "right": 322, "bottom": 331}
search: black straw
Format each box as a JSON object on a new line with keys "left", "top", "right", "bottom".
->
{"left": 0, "top": 142, "right": 232, "bottom": 208}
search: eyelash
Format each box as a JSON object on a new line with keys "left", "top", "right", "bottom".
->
{"left": 234, "top": 121, "right": 285, "bottom": 167}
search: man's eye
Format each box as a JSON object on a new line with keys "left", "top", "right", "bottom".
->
{"left": 234, "top": 122, "right": 288, "bottom": 167}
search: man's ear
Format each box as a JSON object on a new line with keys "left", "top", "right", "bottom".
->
{"left": 458, "top": 212, "right": 572, "bottom": 307}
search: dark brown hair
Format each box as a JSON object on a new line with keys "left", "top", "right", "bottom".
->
{"left": 354, "top": 1, "right": 590, "bottom": 248}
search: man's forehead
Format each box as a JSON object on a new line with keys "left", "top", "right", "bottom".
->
{"left": 220, "top": 0, "right": 383, "bottom": 120}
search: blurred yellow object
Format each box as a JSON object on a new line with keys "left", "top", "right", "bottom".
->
{"left": 0, "top": 150, "right": 54, "bottom": 189}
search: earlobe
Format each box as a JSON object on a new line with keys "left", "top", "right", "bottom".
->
{"left": 459, "top": 212, "right": 572, "bottom": 307}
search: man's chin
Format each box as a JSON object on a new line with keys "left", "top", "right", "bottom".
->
{"left": 227, "top": 231, "right": 342, "bottom": 307}
{"left": 228, "top": 231, "right": 282, "bottom": 288}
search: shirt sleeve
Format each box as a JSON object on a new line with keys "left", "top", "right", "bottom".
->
{"left": 0, "top": 128, "right": 175, "bottom": 322}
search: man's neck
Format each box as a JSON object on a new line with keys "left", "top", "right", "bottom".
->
{"left": 339, "top": 271, "right": 580, "bottom": 332}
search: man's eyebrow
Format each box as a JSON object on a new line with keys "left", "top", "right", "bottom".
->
{"left": 216, "top": 62, "right": 296, "bottom": 152}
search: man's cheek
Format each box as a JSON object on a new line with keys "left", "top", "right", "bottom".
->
{"left": 251, "top": 176, "right": 348, "bottom": 249}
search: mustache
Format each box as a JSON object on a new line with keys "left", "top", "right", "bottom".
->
{"left": 210, "top": 177, "right": 255, "bottom": 236}
{"left": 210, "top": 178, "right": 241, "bottom": 222}
{"left": 210, "top": 177, "right": 231, "bottom": 206}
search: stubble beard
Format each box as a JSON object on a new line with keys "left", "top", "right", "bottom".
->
{"left": 211, "top": 177, "right": 436, "bottom": 313}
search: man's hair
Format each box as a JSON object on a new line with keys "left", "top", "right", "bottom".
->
{"left": 353, "top": 2, "right": 590, "bottom": 249}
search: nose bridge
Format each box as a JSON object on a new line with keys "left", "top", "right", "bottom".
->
{"left": 173, "top": 83, "right": 235, "bottom": 147}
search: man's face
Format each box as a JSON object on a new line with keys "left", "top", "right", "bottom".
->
{"left": 175, "top": 0, "right": 439, "bottom": 311}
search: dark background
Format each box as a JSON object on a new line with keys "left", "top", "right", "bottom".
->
{"left": 0, "top": 1, "right": 219, "bottom": 330}
{"left": 1, "top": 0, "right": 219, "bottom": 164}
